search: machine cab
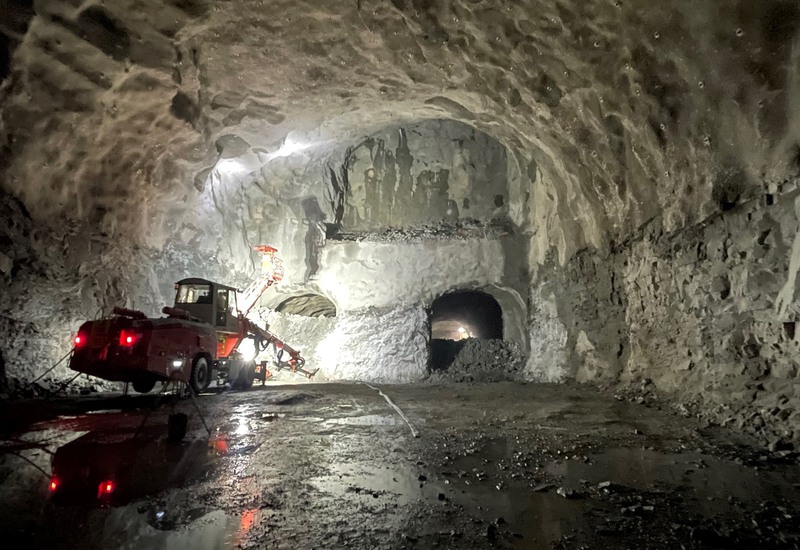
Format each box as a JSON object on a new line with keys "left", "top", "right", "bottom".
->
{"left": 174, "top": 278, "right": 240, "bottom": 333}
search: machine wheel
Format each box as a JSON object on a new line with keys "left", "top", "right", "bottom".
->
{"left": 232, "top": 360, "right": 256, "bottom": 390}
{"left": 132, "top": 378, "right": 156, "bottom": 394}
{"left": 190, "top": 356, "right": 211, "bottom": 394}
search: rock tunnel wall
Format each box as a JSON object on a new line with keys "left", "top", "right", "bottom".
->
{"left": 334, "top": 120, "right": 508, "bottom": 230}
{"left": 531, "top": 179, "right": 800, "bottom": 440}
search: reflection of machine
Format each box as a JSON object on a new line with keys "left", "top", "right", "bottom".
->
{"left": 47, "top": 427, "right": 209, "bottom": 506}
{"left": 68, "top": 246, "right": 316, "bottom": 394}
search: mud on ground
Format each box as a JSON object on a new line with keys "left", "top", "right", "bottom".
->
{"left": 1, "top": 382, "right": 799, "bottom": 549}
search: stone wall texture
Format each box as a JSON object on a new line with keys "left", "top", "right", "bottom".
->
{"left": 530, "top": 179, "right": 800, "bottom": 440}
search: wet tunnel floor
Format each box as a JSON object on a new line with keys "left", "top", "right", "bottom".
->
{"left": 1, "top": 383, "right": 800, "bottom": 549}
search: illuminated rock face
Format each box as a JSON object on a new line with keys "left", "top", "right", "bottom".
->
{"left": 2, "top": 0, "right": 800, "bottom": 438}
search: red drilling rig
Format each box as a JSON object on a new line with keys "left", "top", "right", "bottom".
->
{"left": 69, "top": 246, "right": 316, "bottom": 394}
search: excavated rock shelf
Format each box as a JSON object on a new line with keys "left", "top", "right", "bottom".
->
{"left": 329, "top": 220, "right": 513, "bottom": 243}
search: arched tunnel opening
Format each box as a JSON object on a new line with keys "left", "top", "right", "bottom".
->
{"left": 429, "top": 290, "right": 521, "bottom": 379}
{"left": 431, "top": 291, "right": 503, "bottom": 341}
{"left": 274, "top": 293, "right": 337, "bottom": 318}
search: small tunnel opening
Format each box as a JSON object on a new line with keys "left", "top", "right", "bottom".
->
{"left": 275, "top": 293, "right": 337, "bottom": 318}
{"left": 430, "top": 290, "right": 503, "bottom": 372}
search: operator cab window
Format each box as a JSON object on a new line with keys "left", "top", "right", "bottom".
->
{"left": 215, "top": 288, "right": 231, "bottom": 326}
{"left": 229, "top": 291, "right": 239, "bottom": 315}
{"left": 216, "top": 289, "right": 228, "bottom": 311}
{"left": 176, "top": 284, "right": 212, "bottom": 304}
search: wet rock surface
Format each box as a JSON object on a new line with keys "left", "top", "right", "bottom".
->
{"left": 3, "top": 383, "right": 800, "bottom": 549}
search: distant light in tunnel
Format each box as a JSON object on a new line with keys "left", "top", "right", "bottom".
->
{"left": 432, "top": 319, "right": 475, "bottom": 341}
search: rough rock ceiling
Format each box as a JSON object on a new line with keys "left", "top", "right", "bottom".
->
{"left": 3, "top": 0, "right": 799, "bottom": 265}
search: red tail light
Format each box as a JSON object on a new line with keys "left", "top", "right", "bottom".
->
{"left": 119, "top": 330, "right": 140, "bottom": 347}
{"left": 49, "top": 476, "right": 59, "bottom": 492}
{"left": 98, "top": 480, "right": 115, "bottom": 498}
{"left": 73, "top": 334, "right": 85, "bottom": 347}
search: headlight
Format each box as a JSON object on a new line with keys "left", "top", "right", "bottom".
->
{"left": 239, "top": 340, "right": 257, "bottom": 361}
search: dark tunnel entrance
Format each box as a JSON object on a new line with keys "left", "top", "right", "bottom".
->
{"left": 430, "top": 290, "right": 503, "bottom": 372}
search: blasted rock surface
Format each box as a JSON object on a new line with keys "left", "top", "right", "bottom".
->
{"left": 260, "top": 306, "right": 429, "bottom": 383}
{"left": 531, "top": 179, "right": 800, "bottom": 442}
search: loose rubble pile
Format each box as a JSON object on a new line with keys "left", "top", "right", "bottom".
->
{"left": 426, "top": 338, "right": 525, "bottom": 383}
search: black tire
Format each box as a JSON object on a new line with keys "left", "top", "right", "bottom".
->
{"left": 232, "top": 360, "right": 256, "bottom": 390}
{"left": 190, "top": 356, "right": 210, "bottom": 394}
{"left": 132, "top": 378, "right": 156, "bottom": 394}
{"left": 243, "top": 361, "right": 255, "bottom": 389}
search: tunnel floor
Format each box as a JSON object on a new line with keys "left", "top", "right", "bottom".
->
{"left": 1, "top": 383, "right": 799, "bottom": 549}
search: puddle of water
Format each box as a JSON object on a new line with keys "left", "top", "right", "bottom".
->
{"left": 309, "top": 462, "right": 441, "bottom": 505}
{"left": 48, "top": 428, "right": 215, "bottom": 507}
{"left": 101, "top": 508, "right": 240, "bottom": 550}
{"left": 308, "top": 458, "right": 594, "bottom": 547}
{"left": 545, "top": 447, "right": 800, "bottom": 510}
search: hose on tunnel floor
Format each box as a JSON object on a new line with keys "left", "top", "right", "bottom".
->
{"left": 362, "top": 383, "right": 419, "bottom": 438}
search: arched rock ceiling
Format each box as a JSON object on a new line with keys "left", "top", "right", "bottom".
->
{"left": 2, "top": 0, "right": 800, "bottom": 266}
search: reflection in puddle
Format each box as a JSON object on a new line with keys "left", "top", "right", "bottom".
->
{"left": 48, "top": 426, "right": 213, "bottom": 507}
{"left": 102, "top": 508, "right": 239, "bottom": 550}
{"left": 305, "top": 443, "right": 800, "bottom": 548}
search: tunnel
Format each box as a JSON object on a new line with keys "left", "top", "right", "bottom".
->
{"left": 431, "top": 291, "right": 503, "bottom": 341}
{"left": 2, "top": 0, "right": 800, "bottom": 547}
{"left": 429, "top": 290, "right": 508, "bottom": 376}
{"left": 275, "top": 293, "right": 337, "bottom": 318}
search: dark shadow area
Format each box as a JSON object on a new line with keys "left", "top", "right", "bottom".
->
{"left": 430, "top": 291, "right": 503, "bottom": 371}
